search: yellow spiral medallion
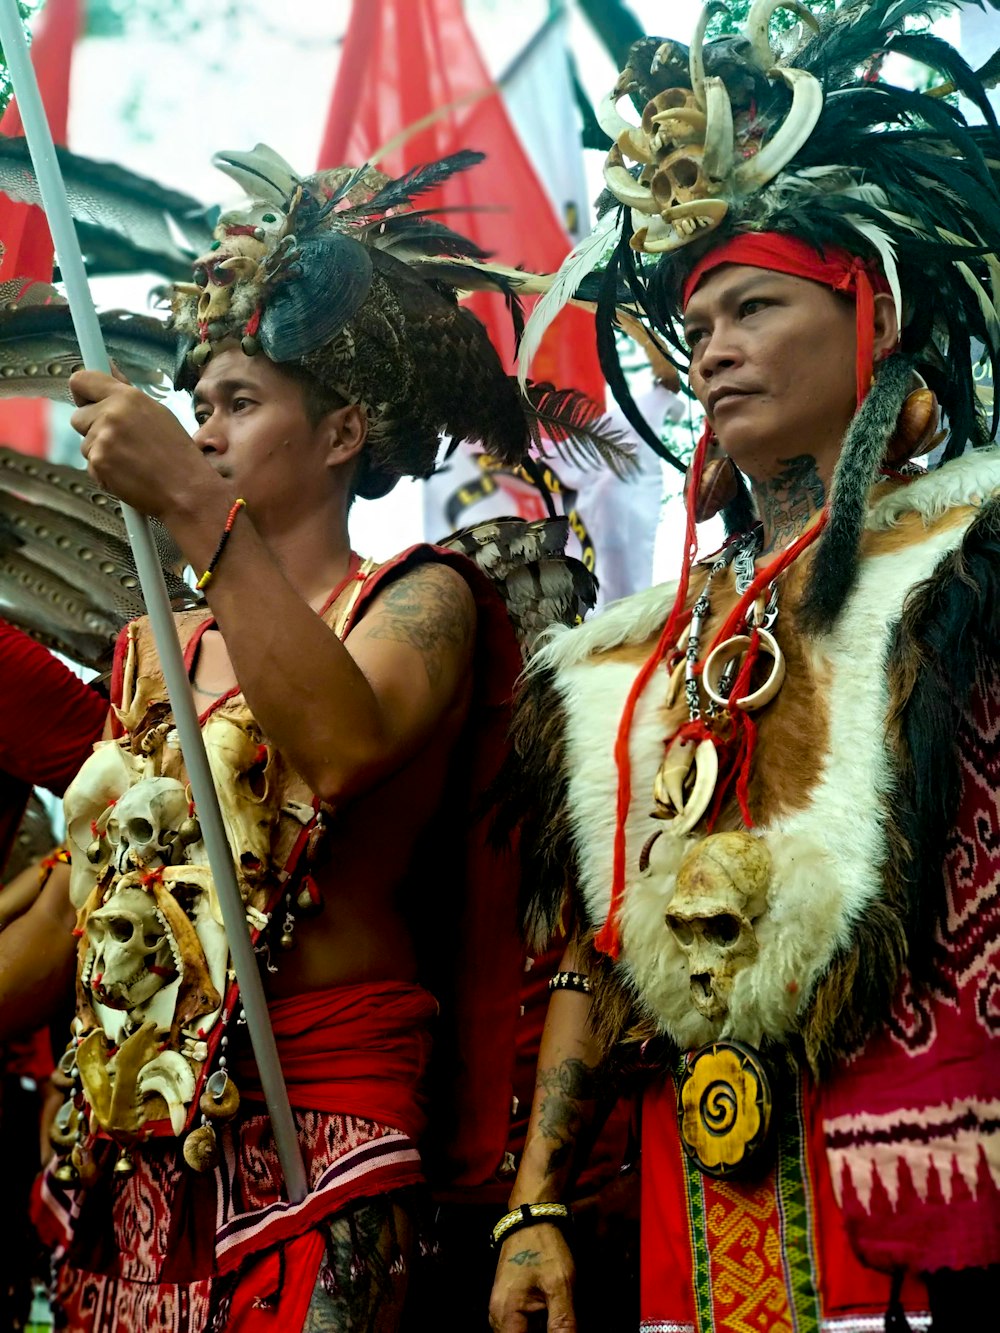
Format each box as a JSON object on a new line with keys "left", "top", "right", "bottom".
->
{"left": 677, "top": 1040, "right": 773, "bottom": 1178}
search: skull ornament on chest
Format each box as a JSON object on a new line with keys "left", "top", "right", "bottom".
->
{"left": 665, "top": 832, "right": 771, "bottom": 1023}
{"left": 203, "top": 713, "right": 277, "bottom": 890}
{"left": 86, "top": 885, "right": 178, "bottom": 1012}
{"left": 105, "top": 777, "right": 191, "bottom": 875}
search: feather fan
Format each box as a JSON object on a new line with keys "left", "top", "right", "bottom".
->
{"left": 0, "top": 135, "right": 213, "bottom": 264}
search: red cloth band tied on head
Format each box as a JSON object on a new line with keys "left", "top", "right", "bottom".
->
{"left": 682, "top": 232, "right": 892, "bottom": 408}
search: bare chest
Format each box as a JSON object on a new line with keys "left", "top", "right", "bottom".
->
{"left": 191, "top": 627, "right": 238, "bottom": 707}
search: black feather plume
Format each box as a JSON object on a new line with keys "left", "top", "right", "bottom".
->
{"left": 342, "top": 150, "right": 486, "bottom": 217}
{"left": 522, "top": 380, "right": 636, "bottom": 478}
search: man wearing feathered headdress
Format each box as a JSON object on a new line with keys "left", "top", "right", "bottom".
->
{"left": 0, "top": 144, "right": 625, "bottom": 1331}
{"left": 490, "top": 2, "right": 1000, "bottom": 1329}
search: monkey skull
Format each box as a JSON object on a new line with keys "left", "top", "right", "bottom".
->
{"left": 86, "top": 885, "right": 178, "bottom": 1013}
{"left": 665, "top": 832, "right": 771, "bottom": 1023}
{"left": 106, "top": 777, "right": 190, "bottom": 875}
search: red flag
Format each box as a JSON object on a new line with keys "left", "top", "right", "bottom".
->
{"left": 0, "top": 0, "right": 81, "bottom": 456}
{"left": 318, "top": 0, "right": 605, "bottom": 404}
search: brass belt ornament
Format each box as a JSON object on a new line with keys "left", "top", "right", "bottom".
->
{"left": 677, "top": 1039, "right": 774, "bottom": 1178}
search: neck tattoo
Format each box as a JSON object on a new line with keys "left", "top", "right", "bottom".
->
{"left": 752, "top": 454, "right": 825, "bottom": 554}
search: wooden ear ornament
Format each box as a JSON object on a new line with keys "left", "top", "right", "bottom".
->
{"left": 684, "top": 435, "right": 740, "bottom": 523}
{"left": 885, "top": 373, "right": 943, "bottom": 465}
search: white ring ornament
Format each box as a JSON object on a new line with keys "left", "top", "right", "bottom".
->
{"left": 702, "top": 628, "right": 785, "bottom": 712}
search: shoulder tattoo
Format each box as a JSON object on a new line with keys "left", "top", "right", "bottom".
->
{"left": 362, "top": 562, "right": 475, "bottom": 687}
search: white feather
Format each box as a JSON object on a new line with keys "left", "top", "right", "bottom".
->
{"left": 516, "top": 210, "right": 618, "bottom": 392}
{"left": 957, "top": 259, "right": 1000, "bottom": 345}
{"left": 846, "top": 215, "right": 903, "bottom": 326}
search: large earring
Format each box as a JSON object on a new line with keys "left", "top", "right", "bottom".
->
{"left": 684, "top": 432, "right": 740, "bottom": 522}
{"left": 884, "top": 372, "right": 943, "bottom": 466}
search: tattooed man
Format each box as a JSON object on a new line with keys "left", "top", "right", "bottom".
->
{"left": 490, "top": 4, "right": 1000, "bottom": 1331}
{"left": 0, "top": 148, "right": 568, "bottom": 1333}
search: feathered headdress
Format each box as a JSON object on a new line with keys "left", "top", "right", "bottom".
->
{"left": 523, "top": 0, "right": 1000, "bottom": 625}
{"left": 171, "top": 144, "right": 631, "bottom": 499}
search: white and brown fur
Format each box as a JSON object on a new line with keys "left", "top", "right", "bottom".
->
{"left": 508, "top": 450, "right": 1000, "bottom": 1071}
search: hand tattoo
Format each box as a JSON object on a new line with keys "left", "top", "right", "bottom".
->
{"left": 508, "top": 1249, "right": 543, "bottom": 1267}
{"left": 752, "top": 454, "right": 825, "bottom": 553}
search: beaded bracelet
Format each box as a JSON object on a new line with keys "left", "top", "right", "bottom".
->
{"left": 490, "top": 1202, "right": 572, "bottom": 1250}
{"left": 548, "top": 970, "right": 592, "bottom": 995}
{"left": 196, "top": 498, "right": 246, "bottom": 591}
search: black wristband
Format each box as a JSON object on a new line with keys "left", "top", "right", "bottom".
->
{"left": 548, "top": 970, "right": 592, "bottom": 995}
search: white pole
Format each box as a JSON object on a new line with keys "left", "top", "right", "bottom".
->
{"left": 0, "top": 0, "right": 307, "bottom": 1202}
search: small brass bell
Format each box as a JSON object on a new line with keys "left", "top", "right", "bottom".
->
{"left": 177, "top": 816, "right": 202, "bottom": 847}
{"left": 295, "top": 885, "right": 323, "bottom": 915}
{"left": 53, "top": 1159, "right": 79, "bottom": 1184}
{"left": 241, "top": 335, "right": 260, "bottom": 356}
{"left": 190, "top": 342, "right": 212, "bottom": 367}
{"left": 113, "top": 1149, "right": 136, "bottom": 1177}
{"left": 279, "top": 931, "right": 295, "bottom": 950}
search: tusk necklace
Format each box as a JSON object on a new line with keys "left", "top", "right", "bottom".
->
{"left": 652, "top": 523, "right": 796, "bottom": 834}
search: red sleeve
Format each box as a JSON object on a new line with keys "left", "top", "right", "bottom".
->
{"left": 0, "top": 619, "right": 108, "bottom": 796}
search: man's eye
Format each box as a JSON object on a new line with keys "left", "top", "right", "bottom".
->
{"left": 685, "top": 328, "right": 705, "bottom": 350}
{"left": 232, "top": 397, "right": 252, "bottom": 412}
{"left": 739, "top": 299, "right": 768, "bottom": 318}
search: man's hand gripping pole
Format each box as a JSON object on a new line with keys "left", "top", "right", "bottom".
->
{"left": 0, "top": 0, "right": 308, "bottom": 1203}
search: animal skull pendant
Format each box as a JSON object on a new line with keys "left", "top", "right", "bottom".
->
{"left": 665, "top": 832, "right": 771, "bottom": 1022}
{"left": 85, "top": 884, "right": 178, "bottom": 1013}
{"left": 105, "top": 776, "right": 190, "bottom": 875}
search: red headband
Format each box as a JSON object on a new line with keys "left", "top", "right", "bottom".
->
{"left": 682, "top": 232, "right": 891, "bottom": 407}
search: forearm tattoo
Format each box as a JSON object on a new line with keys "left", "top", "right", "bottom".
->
{"left": 364, "top": 564, "right": 474, "bottom": 687}
{"left": 536, "top": 1055, "right": 600, "bottom": 1178}
{"left": 752, "top": 453, "right": 826, "bottom": 553}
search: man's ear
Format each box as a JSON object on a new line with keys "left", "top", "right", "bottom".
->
{"left": 323, "top": 403, "right": 368, "bottom": 467}
{"left": 873, "top": 291, "right": 900, "bottom": 361}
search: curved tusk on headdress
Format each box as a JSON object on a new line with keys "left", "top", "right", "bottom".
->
{"left": 618, "top": 126, "right": 658, "bottom": 167}
{"left": 637, "top": 199, "right": 728, "bottom": 253}
{"left": 597, "top": 90, "right": 639, "bottom": 144}
{"left": 604, "top": 144, "right": 659, "bottom": 214}
{"left": 732, "top": 67, "right": 823, "bottom": 192}
{"left": 653, "top": 107, "right": 709, "bottom": 141}
{"left": 665, "top": 739, "right": 719, "bottom": 837}
{"left": 745, "top": 0, "right": 820, "bottom": 71}
{"left": 702, "top": 76, "right": 735, "bottom": 183}
{"left": 689, "top": 1, "right": 728, "bottom": 112}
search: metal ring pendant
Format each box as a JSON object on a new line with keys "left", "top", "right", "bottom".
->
{"left": 702, "top": 628, "right": 785, "bottom": 712}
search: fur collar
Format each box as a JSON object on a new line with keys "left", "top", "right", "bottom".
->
{"left": 524, "top": 450, "right": 1000, "bottom": 1061}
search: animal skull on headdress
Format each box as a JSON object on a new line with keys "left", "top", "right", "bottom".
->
{"left": 105, "top": 776, "right": 191, "bottom": 875}
{"left": 664, "top": 832, "right": 770, "bottom": 1022}
{"left": 85, "top": 884, "right": 179, "bottom": 1014}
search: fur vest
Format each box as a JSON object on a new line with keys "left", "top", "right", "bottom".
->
{"left": 507, "top": 450, "right": 1000, "bottom": 1070}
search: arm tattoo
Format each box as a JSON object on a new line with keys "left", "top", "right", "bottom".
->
{"left": 508, "top": 1249, "right": 543, "bottom": 1267}
{"left": 752, "top": 453, "right": 826, "bottom": 554}
{"left": 363, "top": 564, "right": 474, "bottom": 687}
{"left": 536, "top": 1056, "right": 600, "bottom": 1178}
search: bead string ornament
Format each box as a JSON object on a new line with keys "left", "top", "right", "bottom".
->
{"left": 596, "top": 420, "right": 829, "bottom": 959}
{"left": 195, "top": 498, "right": 246, "bottom": 591}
